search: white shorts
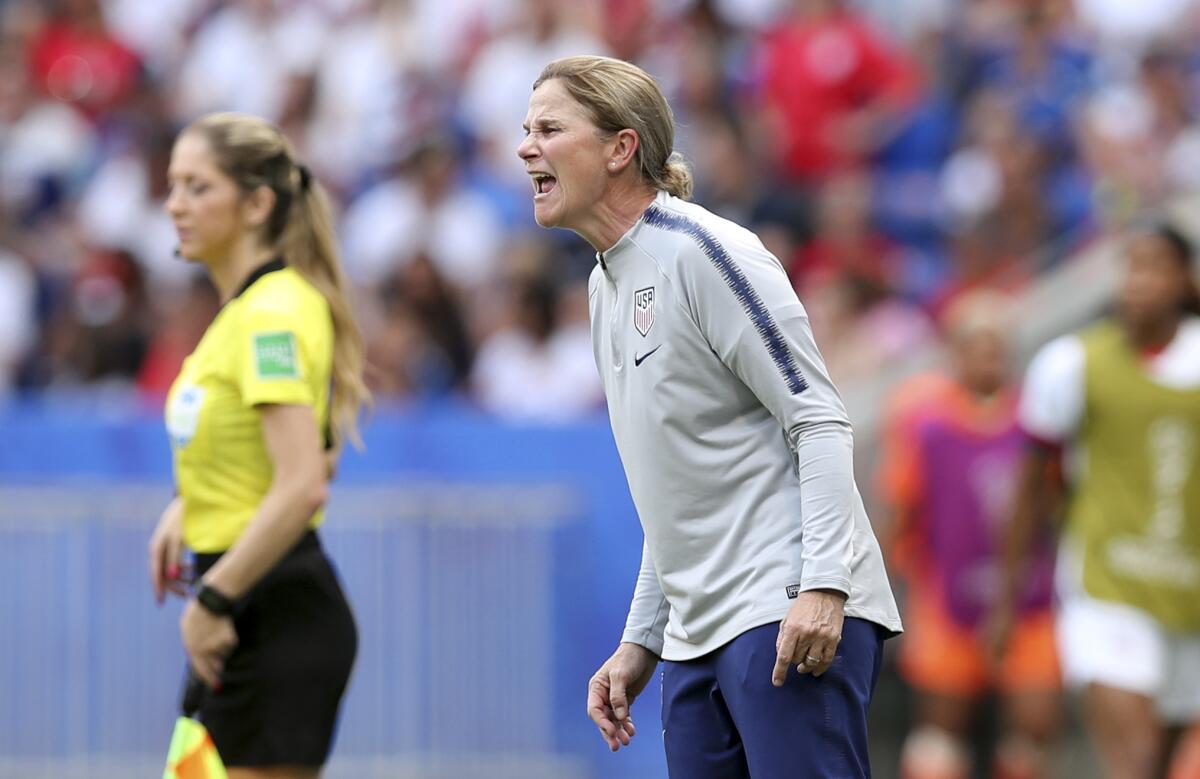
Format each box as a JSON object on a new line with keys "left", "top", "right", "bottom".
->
{"left": 1056, "top": 543, "right": 1200, "bottom": 722}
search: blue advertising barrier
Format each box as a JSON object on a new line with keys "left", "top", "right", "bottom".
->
{"left": 0, "top": 398, "right": 668, "bottom": 778}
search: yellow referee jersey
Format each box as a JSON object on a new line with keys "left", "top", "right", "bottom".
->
{"left": 165, "top": 260, "right": 332, "bottom": 552}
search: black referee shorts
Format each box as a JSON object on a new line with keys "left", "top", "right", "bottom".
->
{"left": 192, "top": 531, "right": 357, "bottom": 767}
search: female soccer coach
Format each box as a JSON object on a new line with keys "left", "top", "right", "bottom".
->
{"left": 518, "top": 56, "right": 902, "bottom": 778}
{"left": 148, "top": 112, "right": 369, "bottom": 777}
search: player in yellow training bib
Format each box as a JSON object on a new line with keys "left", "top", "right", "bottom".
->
{"left": 996, "top": 222, "right": 1200, "bottom": 779}
{"left": 148, "top": 112, "right": 369, "bottom": 777}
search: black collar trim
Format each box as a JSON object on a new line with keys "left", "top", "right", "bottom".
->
{"left": 234, "top": 257, "right": 287, "bottom": 300}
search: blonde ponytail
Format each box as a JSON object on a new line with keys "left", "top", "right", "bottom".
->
{"left": 185, "top": 112, "right": 371, "bottom": 453}
{"left": 661, "top": 152, "right": 693, "bottom": 200}
{"left": 283, "top": 174, "right": 371, "bottom": 451}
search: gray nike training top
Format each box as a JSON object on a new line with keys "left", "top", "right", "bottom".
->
{"left": 589, "top": 191, "right": 902, "bottom": 661}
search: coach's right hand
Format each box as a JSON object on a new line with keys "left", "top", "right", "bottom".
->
{"left": 149, "top": 496, "right": 188, "bottom": 604}
{"left": 588, "top": 642, "right": 659, "bottom": 752}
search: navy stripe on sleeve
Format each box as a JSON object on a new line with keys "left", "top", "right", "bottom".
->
{"left": 643, "top": 205, "right": 808, "bottom": 394}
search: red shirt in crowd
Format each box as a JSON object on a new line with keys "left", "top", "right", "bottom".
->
{"left": 759, "top": 8, "right": 919, "bottom": 181}
{"left": 28, "top": 17, "right": 142, "bottom": 116}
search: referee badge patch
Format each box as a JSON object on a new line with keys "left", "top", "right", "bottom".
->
{"left": 634, "top": 287, "right": 655, "bottom": 337}
{"left": 166, "top": 384, "right": 205, "bottom": 448}
{"left": 254, "top": 332, "right": 299, "bottom": 379}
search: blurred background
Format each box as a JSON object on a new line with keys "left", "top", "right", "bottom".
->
{"left": 1, "top": 0, "right": 1199, "bottom": 776}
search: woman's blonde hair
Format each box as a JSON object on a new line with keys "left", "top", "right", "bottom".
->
{"left": 534, "top": 55, "right": 693, "bottom": 200}
{"left": 185, "top": 112, "right": 370, "bottom": 451}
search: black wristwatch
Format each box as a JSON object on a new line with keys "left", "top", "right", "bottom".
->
{"left": 195, "top": 582, "right": 236, "bottom": 617}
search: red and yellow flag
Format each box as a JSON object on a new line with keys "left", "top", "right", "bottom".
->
{"left": 163, "top": 717, "right": 226, "bottom": 779}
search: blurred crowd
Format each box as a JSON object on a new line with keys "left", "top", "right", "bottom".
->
{"left": 2, "top": 0, "right": 1200, "bottom": 419}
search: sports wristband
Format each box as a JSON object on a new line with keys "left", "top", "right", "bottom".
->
{"left": 195, "top": 582, "right": 236, "bottom": 617}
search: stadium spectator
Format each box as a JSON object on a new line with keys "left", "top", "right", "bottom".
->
{"left": 804, "top": 268, "right": 935, "bottom": 387}
{"left": 0, "top": 27, "right": 94, "bottom": 224}
{"left": 57, "top": 248, "right": 150, "bottom": 387}
{"left": 302, "top": 0, "right": 436, "bottom": 197}
{"left": 75, "top": 122, "right": 188, "bottom": 289}
{"left": 172, "top": 0, "right": 325, "bottom": 125}
{"left": 26, "top": 0, "right": 142, "bottom": 118}
{"left": 460, "top": 0, "right": 608, "bottom": 189}
{"left": 470, "top": 271, "right": 600, "bottom": 421}
{"left": 790, "top": 170, "right": 904, "bottom": 292}
{"left": 340, "top": 134, "right": 503, "bottom": 290}
{"left": 366, "top": 252, "right": 473, "bottom": 398}
{"left": 756, "top": 0, "right": 921, "bottom": 183}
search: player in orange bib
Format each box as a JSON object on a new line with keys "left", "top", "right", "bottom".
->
{"left": 881, "top": 293, "right": 1062, "bottom": 779}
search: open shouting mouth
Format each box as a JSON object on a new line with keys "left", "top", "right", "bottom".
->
{"left": 531, "top": 173, "right": 558, "bottom": 199}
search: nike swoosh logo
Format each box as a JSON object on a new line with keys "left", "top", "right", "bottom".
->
{"left": 634, "top": 346, "right": 662, "bottom": 367}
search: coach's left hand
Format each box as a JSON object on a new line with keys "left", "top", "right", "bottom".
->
{"left": 180, "top": 599, "right": 238, "bottom": 689}
{"left": 772, "top": 589, "right": 846, "bottom": 685}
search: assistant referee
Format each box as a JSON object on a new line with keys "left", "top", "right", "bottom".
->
{"left": 148, "top": 112, "right": 369, "bottom": 777}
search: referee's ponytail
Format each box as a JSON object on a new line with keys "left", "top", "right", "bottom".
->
{"left": 535, "top": 56, "right": 694, "bottom": 200}
{"left": 185, "top": 113, "right": 371, "bottom": 452}
{"left": 280, "top": 164, "right": 371, "bottom": 452}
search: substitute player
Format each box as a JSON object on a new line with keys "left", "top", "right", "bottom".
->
{"left": 881, "top": 293, "right": 1062, "bottom": 779}
{"left": 518, "top": 55, "right": 902, "bottom": 778}
{"left": 148, "top": 112, "right": 369, "bottom": 777}
{"left": 996, "top": 223, "right": 1200, "bottom": 779}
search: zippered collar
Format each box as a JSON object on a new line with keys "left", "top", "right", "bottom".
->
{"left": 597, "top": 190, "right": 669, "bottom": 275}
